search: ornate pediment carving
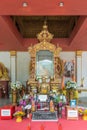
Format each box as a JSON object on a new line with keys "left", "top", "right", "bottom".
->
{"left": 37, "top": 23, "right": 53, "bottom": 42}
{"left": 28, "top": 23, "right": 62, "bottom": 57}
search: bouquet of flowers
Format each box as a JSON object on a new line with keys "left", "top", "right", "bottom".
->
{"left": 78, "top": 108, "right": 87, "bottom": 115}
{"left": 65, "top": 80, "right": 78, "bottom": 103}
{"left": 13, "top": 111, "right": 25, "bottom": 117}
{"left": 19, "top": 99, "right": 26, "bottom": 107}
{"left": 65, "top": 80, "right": 77, "bottom": 89}
{"left": 78, "top": 108, "right": 87, "bottom": 120}
{"left": 11, "top": 81, "right": 22, "bottom": 90}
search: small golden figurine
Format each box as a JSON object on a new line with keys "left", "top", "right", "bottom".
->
{"left": 50, "top": 100, "right": 54, "bottom": 112}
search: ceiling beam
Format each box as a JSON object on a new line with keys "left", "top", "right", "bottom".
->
{"left": 14, "top": 16, "right": 25, "bottom": 36}
{"left": 69, "top": 16, "right": 87, "bottom": 48}
{"left": 0, "top": 16, "right": 26, "bottom": 50}
{"left": 0, "top": 0, "right": 87, "bottom": 15}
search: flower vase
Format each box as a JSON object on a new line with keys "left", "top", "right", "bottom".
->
{"left": 12, "top": 90, "right": 17, "bottom": 105}
{"left": 66, "top": 89, "right": 74, "bottom": 104}
{"left": 16, "top": 116, "right": 22, "bottom": 122}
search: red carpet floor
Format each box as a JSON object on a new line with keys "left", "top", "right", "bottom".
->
{"left": 0, "top": 118, "right": 87, "bottom": 130}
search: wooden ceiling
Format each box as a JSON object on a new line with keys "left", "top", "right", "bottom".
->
{"left": 0, "top": 0, "right": 87, "bottom": 51}
{"left": 11, "top": 16, "right": 79, "bottom": 38}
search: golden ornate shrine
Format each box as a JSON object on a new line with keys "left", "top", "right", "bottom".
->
{"left": 27, "top": 22, "right": 64, "bottom": 93}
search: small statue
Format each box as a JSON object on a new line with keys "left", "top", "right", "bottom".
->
{"left": 50, "top": 100, "right": 54, "bottom": 112}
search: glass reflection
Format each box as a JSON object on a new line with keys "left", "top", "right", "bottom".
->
{"left": 36, "top": 50, "right": 54, "bottom": 78}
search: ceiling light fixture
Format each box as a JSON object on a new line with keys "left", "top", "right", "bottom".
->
{"left": 22, "top": 2, "right": 28, "bottom": 7}
{"left": 59, "top": 1, "right": 64, "bottom": 7}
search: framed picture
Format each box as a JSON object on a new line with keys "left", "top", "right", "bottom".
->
{"left": 64, "top": 61, "right": 74, "bottom": 78}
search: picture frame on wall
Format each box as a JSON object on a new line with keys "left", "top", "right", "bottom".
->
{"left": 64, "top": 61, "right": 75, "bottom": 78}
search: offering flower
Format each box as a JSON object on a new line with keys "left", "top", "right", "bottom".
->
{"left": 13, "top": 111, "right": 25, "bottom": 117}
{"left": 78, "top": 108, "right": 87, "bottom": 120}
{"left": 11, "top": 81, "right": 22, "bottom": 90}
{"left": 13, "top": 111, "right": 25, "bottom": 122}
{"left": 19, "top": 99, "right": 26, "bottom": 107}
{"left": 65, "top": 80, "right": 77, "bottom": 89}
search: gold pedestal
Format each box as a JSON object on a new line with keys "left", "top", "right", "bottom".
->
{"left": 12, "top": 90, "right": 17, "bottom": 105}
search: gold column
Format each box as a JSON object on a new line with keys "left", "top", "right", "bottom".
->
{"left": 10, "top": 51, "right": 17, "bottom": 82}
{"left": 76, "top": 50, "right": 82, "bottom": 87}
{"left": 10, "top": 51, "right": 17, "bottom": 105}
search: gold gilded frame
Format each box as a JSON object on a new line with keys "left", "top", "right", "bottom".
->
{"left": 28, "top": 23, "right": 63, "bottom": 91}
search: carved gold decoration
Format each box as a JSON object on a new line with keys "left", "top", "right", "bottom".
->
{"left": 28, "top": 41, "right": 62, "bottom": 57}
{"left": 37, "top": 22, "right": 53, "bottom": 42}
{"left": 54, "top": 57, "right": 64, "bottom": 77}
{"left": 28, "top": 22, "right": 63, "bottom": 92}
{"left": 29, "top": 57, "right": 35, "bottom": 79}
{"left": 28, "top": 23, "right": 62, "bottom": 57}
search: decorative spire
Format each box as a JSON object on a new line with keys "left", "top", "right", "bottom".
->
{"left": 37, "top": 21, "right": 54, "bottom": 42}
